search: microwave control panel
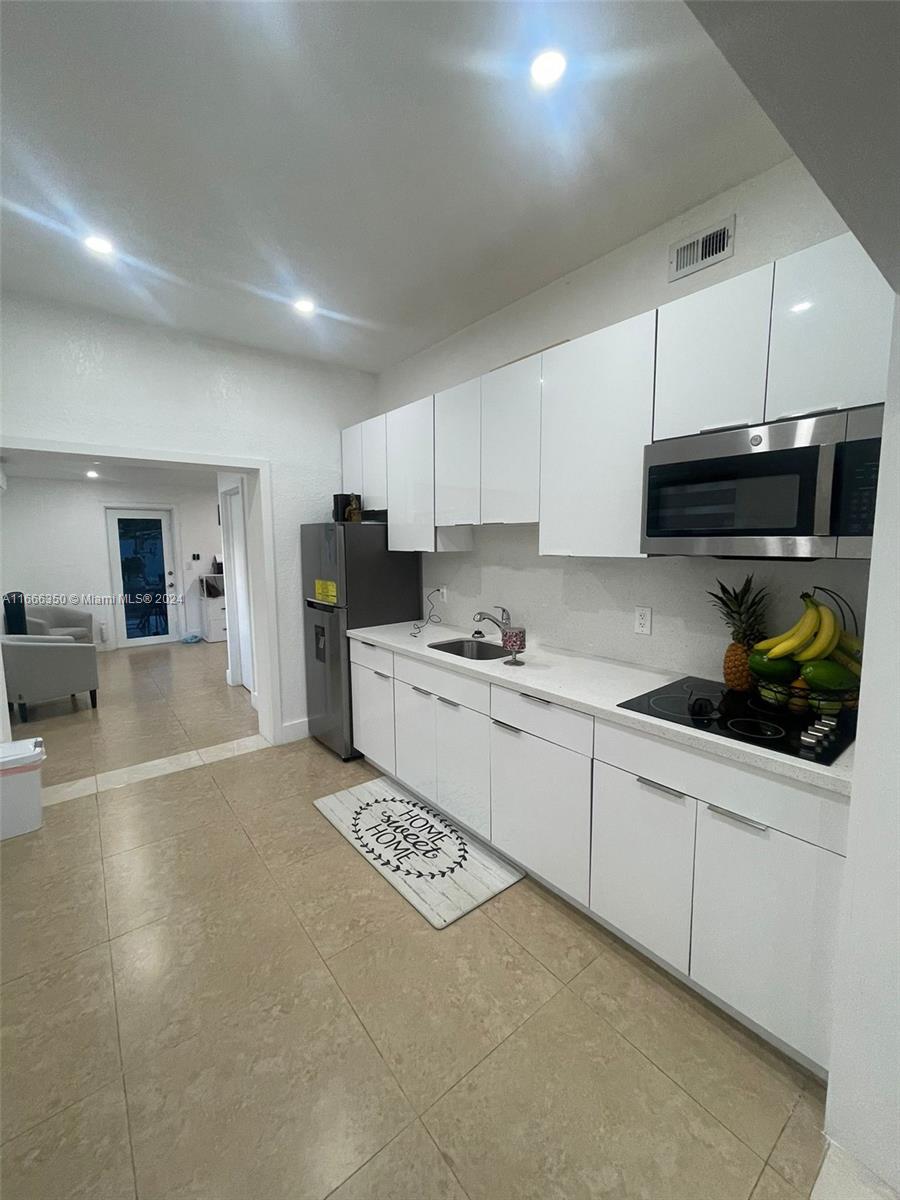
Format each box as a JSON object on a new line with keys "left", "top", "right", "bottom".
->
{"left": 833, "top": 438, "right": 880, "bottom": 536}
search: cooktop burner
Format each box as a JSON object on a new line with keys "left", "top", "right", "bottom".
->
{"left": 619, "top": 676, "right": 856, "bottom": 764}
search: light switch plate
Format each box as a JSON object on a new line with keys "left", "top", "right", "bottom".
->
{"left": 634, "top": 606, "right": 652, "bottom": 635}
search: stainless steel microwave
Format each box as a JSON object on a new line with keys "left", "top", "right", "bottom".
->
{"left": 641, "top": 406, "right": 883, "bottom": 559}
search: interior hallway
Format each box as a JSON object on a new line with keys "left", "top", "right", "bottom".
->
{"left": 12, "top": 640, "right": 258, "bottom": 787}
{"left": 1, "top": 737, "right": 827, "bottom": 1200}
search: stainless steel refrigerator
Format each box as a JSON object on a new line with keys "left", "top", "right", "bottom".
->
{"left": 301, "top": 522, "right": 421, "bottom": 759}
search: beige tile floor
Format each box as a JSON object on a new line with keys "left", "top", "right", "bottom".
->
{"left": 10, "top": 640, "right": 258, "bottom": 786}
{"left": 0, "top": 737, "right": 829, "bottom": 1199}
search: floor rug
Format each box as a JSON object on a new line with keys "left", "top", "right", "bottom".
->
{"left": 314, "top": 778, "right": 523, "bottom": 928}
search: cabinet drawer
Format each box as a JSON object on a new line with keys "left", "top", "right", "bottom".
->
{"left": 394, "top": 680, "right": 436, "bottom": 801}
{"left": 591, "top": 762, "right": 696, "bottom": 972}
{"left": 593, "top": 719, "right": 849, "bottom": 855}
{"left": 691, "top": 800, "right": 843, "bottom": 1067}
{"left": 394, "top": 654, "right": 490, "bottom": 714}
{"left": 349, "top": 638, "right": 394, "bottom": 676}
{"left": 350, "top": 663, "right": 395, "bottom": 773}
{"left": 491, "top": 722, "right": 591, "bottom": 904}
{"left": 491, "top": 686, "right": 593, "bottom": 755}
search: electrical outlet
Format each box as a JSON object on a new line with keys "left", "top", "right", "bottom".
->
{"left": 634, "top": 606, "right": 652, "bottom": 636}
{"left": 427, "top": 585, "right": 447, "bottom": 604}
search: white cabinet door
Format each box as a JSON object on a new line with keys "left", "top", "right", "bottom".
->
{"left": 590, "top": 763, "right": 696, "bottom": 972}
{"left": 350, "top": 662, "right": 395, "bottom": 773}
{"left": 386, "top": 396, "right": 435, "bottom": 551}
{"left": 654, "top": 263, "right": 773, "bottom": 441}
{"left": 539, "top": 311, "right": 655, "bottom": 558}
{"left": 766, "top": 233, "right": 894, "bottom": 421}
{"left": 435, "top": 698, "right": 491, "bottom": 838}
{"left": 394, "top": 680, "right": 437, "bottom": 802}
{"left": 341, "top": 423, "right": 363, "bottom": 495}
{"left": 490, "top": 722, "right": 591, "bottom": 904}
{"left": 691, "top": 801, "right": 843, "bottom": 1067}
{"left": 361, "top": 414, "right": 388, "bottom": 509}
{"left": 481, "top": 354, "right": 542, "bottom": 524}
{"left": 435, "top": 378, "right": 481, "bottom": 526}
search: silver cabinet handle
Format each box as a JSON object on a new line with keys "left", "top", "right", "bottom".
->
{"left": 437, "top": 696, "right": 459, "bottom": 707}
{"left": 361, "top": 641, "right": 376, "bottom": 648}
{"left": 637, "top": 776, "right": 685, "bottom": 800}
{"left": 699, "top": 420, "right": 752, "bottom": 434}
{"left": 374, "top": 670, "right": 391, "bottom": 680}
{"left": 707, "top": 804, "right": 769, "bottom": 832}
{"left": 779, "top": 406, "right": 839, "bottom": 421}
{"left": 412, "top": 686, "right": 432, "bottom": 697}
{"left": 522, "top": 694, "right": 550, "bottom": 706}
{"left": 492, "top": 720, "right": 520, "bottom": 734}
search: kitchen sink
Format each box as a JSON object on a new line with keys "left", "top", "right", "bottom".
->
{"left": 428, "top": 638, "right": 511, "bottom": 661}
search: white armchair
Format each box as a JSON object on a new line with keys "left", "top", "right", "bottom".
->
{"left": 2, "top": 635, "right": 99, "bottom": 723}
{"left": 24, "top": 605, "right": 94, "bottom": 642}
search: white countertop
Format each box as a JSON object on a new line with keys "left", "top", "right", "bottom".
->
{"left": 347, "top": 621, "right": 854, "bottom": 798}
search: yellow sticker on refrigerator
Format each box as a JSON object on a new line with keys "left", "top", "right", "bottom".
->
{"left": 314, "top": 579, "right": 338, "bottom": 604}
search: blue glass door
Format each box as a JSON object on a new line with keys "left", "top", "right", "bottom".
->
{"left": 107, "top": 509, "right": 178, "bottom": 645}
{"left": 117, "top": 516, "right": 169, "bottom": 638}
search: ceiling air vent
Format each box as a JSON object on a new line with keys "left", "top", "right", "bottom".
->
{"left": 668, "top": 215, "right": 736, "bottom": 282}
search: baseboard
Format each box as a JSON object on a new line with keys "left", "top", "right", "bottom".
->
{"left": 277, "top": 717, "right": 309, "bottom": 745}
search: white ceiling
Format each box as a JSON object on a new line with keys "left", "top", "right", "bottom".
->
{"left": 1, "top": 1, "right": 790, "bottom": 373}
{"left": 1, "top": 449, "right": 220, "bottom": 492}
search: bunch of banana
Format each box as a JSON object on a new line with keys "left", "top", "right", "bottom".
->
{"left": 751, "top": 592, "right": 863, "bottom": 709}
{"left": 754, "top": 594, "right": 840, "bottom": 661}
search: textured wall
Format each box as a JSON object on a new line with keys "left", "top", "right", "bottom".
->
{"left": 423, "top": 524, "right": 869, "bottom": 679}
{"left": 0, "top": 297, "right": 378, "bottom": 728}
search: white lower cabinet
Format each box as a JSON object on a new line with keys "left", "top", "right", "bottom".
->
{"left": 393, "top": 680, "right": 436, "bottom": 801}
{"left": 691, "top": 801, "right": 844, "bottom": 1066}
{"left": 435, "top": 698, "right": 491, "bottom": 838}
{"left": 490, "top": 722, "right": 591, "bottom": 904}
{"left": 590, "top": 763, "right": 697, "bottom": 973}
{"left": 350, "top": 663, "right": 395, "bottom": 774}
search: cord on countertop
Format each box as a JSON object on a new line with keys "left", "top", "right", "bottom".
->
{"left": 411, "top": 588, "right": 443, "bottom": 638}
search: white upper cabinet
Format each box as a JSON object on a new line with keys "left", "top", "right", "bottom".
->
{"left": 341, "top": 423, "right": 363, "bottom": 495}
{"left": 361, "top": 414, "right": 388, "bottom": 509}
{"left": 481, "top": 354, "right": 542, "bottom": 524}
{"left": 434, "top": 378, "right": 481, "bottom": 526}
{"left": 766, "top": 233, "right": 894, "bottom": 421}
{"left": 539, "top": 310, "right": 656, "bottom": 558}
{"left": 386, "top": 395, "right": 435, "bottom": 552}
{"left": 654, "top": 263, "right": 774, "bottom": 441}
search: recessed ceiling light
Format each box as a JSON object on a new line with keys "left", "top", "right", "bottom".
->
{"left": 530, "top": 50, "right": 567, "bottom": 89}
{"left": 83, "top": 234, "right": 115, "bottom": 257}
{"left": 85, "top": 470, "right": 99, "bottom": 478}
{"left": 790, "top": 300, "right": 814, "bottom": 314}
{"left": 293, "top": 297, "right": 316, "bottom": 315}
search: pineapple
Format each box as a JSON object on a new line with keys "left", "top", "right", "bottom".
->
{"left": 707, "top": 576, "right": 770, "bottom": 692}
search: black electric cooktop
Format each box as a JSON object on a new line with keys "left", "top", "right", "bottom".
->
{"left": 618, "top": 676, "right": 856, "bottom": 765}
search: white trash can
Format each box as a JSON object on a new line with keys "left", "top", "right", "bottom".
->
{"left": 0, "top": 738, "right": 46, "bottom": 840}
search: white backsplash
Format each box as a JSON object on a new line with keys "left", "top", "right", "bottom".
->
{"left": 422, "top": 525, "right": 870, "bottom": 679}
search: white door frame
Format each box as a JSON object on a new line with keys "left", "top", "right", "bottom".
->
{"left": 2, "top": 437, "right": 283, "bottom": 746}
{"left": 219, "top": 481, "right": 254, "bottom": 694}
{"left": 105, "top": 506, "right": 182, "bottom": 648}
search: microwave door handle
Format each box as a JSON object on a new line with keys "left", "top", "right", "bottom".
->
{"left": 814, "top": 443, "right": 837, "bottom": 536}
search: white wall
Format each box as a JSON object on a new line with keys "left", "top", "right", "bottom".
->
{"left": 825, "top": 296, "right": 900, "bottom": 1192}
{"left": 377, "top": 157, "right": 845, "bottom": 409}
{"left": 0, "top": 298, "right": 377, "bottom": 735}
{"left": 0, "top": 474, "right": 221, "bottom": 643}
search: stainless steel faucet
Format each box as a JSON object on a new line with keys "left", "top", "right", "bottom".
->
{"left": 472, "top": 606, "right": 527, "bottom": 666}
{"left": 472, "top": 606, "right": 511, "bottom": 631}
